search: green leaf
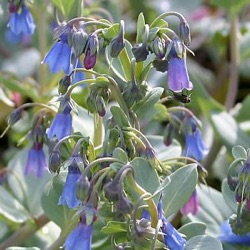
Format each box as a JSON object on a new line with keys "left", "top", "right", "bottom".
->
{"left": 210, "top": 111, "right": 250, "bottom": 150}
{"left": 51, "top": 0, "right": 74, "bottom": 17}
{"left": 136, "top": 13, "right": 146, "bottom": 43}
{"left": 185, "top": 235, "right": 223, "bottom": 250}
{"left": 0, "top": 186, "right": 30, "bottom": 223}
{"left": 110, "top": 106, "right": 131, "bottom": 128}
{"left": 221, "top": 179, "right": 237, "bottom": 212}
{"left": 162, "top": 164, "right": 198, "bottom": 217}
{"left": 41, "top": 172, "right": 71, "bottom": 228}
{"left": 179, "top": 222, "right": 206, "bottom": 240}
{"left": 101, "top": 221, "right": 127, "bottom": 234}
{"left": 232, "top": 145, "right": 247, "bottom": 160}
{"left": 102, "top": 24, "right": 120, "bottom": 41}
{"left": 131, "top": 157, "right": 160, "bottom": 195}
{"left": 133, "top": 87, "right": 164, "bottom": 119}
{"left": 113, "top": 147, "right": 128, "bottom": 163}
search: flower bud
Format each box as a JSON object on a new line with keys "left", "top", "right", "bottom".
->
{"left": 72, "top": 29, "right": 88, "bottom": 57}
{"left": 49, "top": 150, "right": 61, "bottom": 173}
{"left": 116, "top": 195, "right": 133, "bottom": 214}
{"left": 8, "top": 108, "right": 22, "bottom": 126}
{"left": 180, "top": 20, "right": 191, "bottom": 46}
{"left": 132, "top": 43, "right": 149, "bottom": 62}
{"left": 103, "top": 180, "right": 119, "bottom": 201}
{"left": 83, "top": 48, "right": 97, "bottom": 69}
{"left": 96, "top": 96, "right": 106, "bottom": 117}
{"left": 110, "top": 20, "right": 125, "bottom": 58}
{"left": 8, "top": 0, "right": 22, "bottom": 13}
{"left": 76, "top": 174, "right": 90, "bottom": 201}
{"left": 58, "top": 75, "right": 72, "bottom": 94}
{"left": 150, "top": 37, "right": 166, "bottom": 59}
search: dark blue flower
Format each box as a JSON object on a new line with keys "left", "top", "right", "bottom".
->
{"left": 42, "top": 39, "right": 72, "bottom": 74}
{"left": 167, "top": 38, "right": 192, "bottom": 92}
{"left": 47, "top": 105, "right": 72, "bottom": 141}
{"left": 181, "top": 189, "right": 199, "bottom": 215}
{"left": 8, "top": 4, "right": 35, "bottom": 36}
{"left": 158, "top": 197, "right": 186, "bottom": 250}
{"left": 24, "top": 142, "right": 48, "bottom": 178}
{"left": 58, "top": 160, "right": 81, "bottom": 208}
{"left": 183, "top": 116, "right": 208, "bottom": 161}
{"left": 218, "top": 220, "right": 250, "bottom": 245}
{"left": 64, "top": 214, "right": 93, "bottom": 250}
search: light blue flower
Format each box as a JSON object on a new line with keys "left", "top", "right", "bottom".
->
{"left": 183, "top": 115, "right": 208, "bottom": 161}
{"left": 47, "top": 105, "right": 72, "bottom": 141}
{"left": 158, "top": 197, "right": 186, "bottom": 250}
{"left": 8, "top": 4, "right": 35, "bottom": 36}
{"left": 64, "top": 214, "right": 93, "bottom": 250}
{"left": 58, "top": 161, "right": 81, "bottom": 208}
{"left": 24, "top": 143, "right": 48, "bottom": 178}
{"left": 218, "top": 220, "right": 250, "bottom": 246}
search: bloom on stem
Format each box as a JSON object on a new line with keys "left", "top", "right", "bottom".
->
{"left": 167, "top": 38, "right": 192, "bottom": 92}
{"left": 58, "top": 158, "right": 82, "bottom": 208}
{"left": 158, "top": 197, "right": 186, "bottom": 249}
{"left": 64, "top": 213, "right": 93, "bottom": 250}
{"left": 47, "top": 105, "right": 72, "bottom": 141}
{"left": 8, "top": 1, "right": 35, "bottom": 36}
{"left": 182, "top": 115, "right": 208, "bottom": 161}
{"left": 25, "top": 126, "right": 48, "bottom": 178}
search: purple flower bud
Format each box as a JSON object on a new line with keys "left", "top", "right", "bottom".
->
{"left": 179, "top": 20, "right": 191, "bottom": 46}
{"left": 58, "top": 75, "right": 72, "bottom": 94}
{"left": 83, "top": 48, "right": 97, "bottom": 69}
{"left": 132, "top": 43, "right": 149, "bottom": 62}
{"left": 96, "top": 96, "right": 106, "bottom": 117}
{"left": 8, "top": 108, "right": 22, "bottom": 126}
{"left": 103, "top": 180, "right": 119, "bottom": 201}
{"left": 116, "top": 195, "right": 133, "bottom": 214}
{"left": 110, "top": 20, "right": 125, "bottom": 58}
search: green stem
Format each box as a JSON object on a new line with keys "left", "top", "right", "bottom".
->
{"left": 225, "top": 14, "right": 239, "bottom": 110}
{"left": 150, "top": 11, "right": 186, "bottom": 28}
{"left": 93, "top": 113, "right": 103, "bottom": 147}
{"left": 127, "top": 172, "right": 158, "bottom": 227}
{"left": 0, "top": 214, "right": 49, "bottom": 250}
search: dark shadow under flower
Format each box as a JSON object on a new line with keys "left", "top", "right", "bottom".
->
{"left": 8, "top": 4, "right": 35, "bottom": 36}
{"left": 58, "top": 162, "right": 81, "bottom": 208}
{"left": 64, "top": 214, "right": 93, "bottom": 250}
{"left": 24, "top": 142, "right": 48, "bottom": 178}
{"left": 47, "top": 105, "right": 72, "bottom": 141}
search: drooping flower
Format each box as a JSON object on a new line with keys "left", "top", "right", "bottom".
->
{"left": 167, "top": 38, "right": 192, "bottom": 92}
{"left": 181, "top": 189, "right": 199, "bottom": 215}
{"left": 47, "top": 105, "right": 72, "bottom": 141}
{"left": 25, "top": 142, "right": 48, "bottom": 177}
{"left": 58, "top": 157, "right": 82, "bottom": 208}
{"left": 182, "top": 115, "right": 208, "bottom": 161}
{"left": 42, "top": 28, "right": 72, "bottom": 74}
{"left": 158, "top": 197, "right": 186, "bottom": 250}
{"left": 218, "top": 220, "right": 250, "bottom": 246}
{"left": 64, "top": 213, "right": 93, "bottom": 250}
{"left": 8, "top": 2, "right": 35, "bottom": 36}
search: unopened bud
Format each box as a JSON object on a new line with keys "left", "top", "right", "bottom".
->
{"left": 132, "top": 43, "right": 149, "bottom": 62}
{"left": 72, "top": 29, "right": 88, "bottom": 57}
{"left": 58, "top": 75, "right": 72, "bottom": 94}
{"left": 83, "top": 48, "right": 97, "bottom": 69}
{"left": 76, "top": 174, "right": 90, "bottom": 201}
{"left": 96, "top": 96, "right": 106, "bottom": 117}
{"left": 8, "top": 108, "right": 22, "bottom": 126}
{"left": 150, "top": 37, "right": 166, "bottom": 59}
{"left": 180, "top": 20, "right": 191, "bottom": 46}
{"left": 104, "top": 180, "right": 119, "bottom": 202}
{"left": 116, "top": 195, "right": 133, "bottom": 214}
{"left": 110, "top": 20, "right": 125, "bottom": 57}
{"left": 49, "top": 150, "right": 61, "bottom": 173}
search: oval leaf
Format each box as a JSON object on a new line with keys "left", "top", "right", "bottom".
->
{"left": 185, "top": 235, "right": 223, "bottom": 250}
